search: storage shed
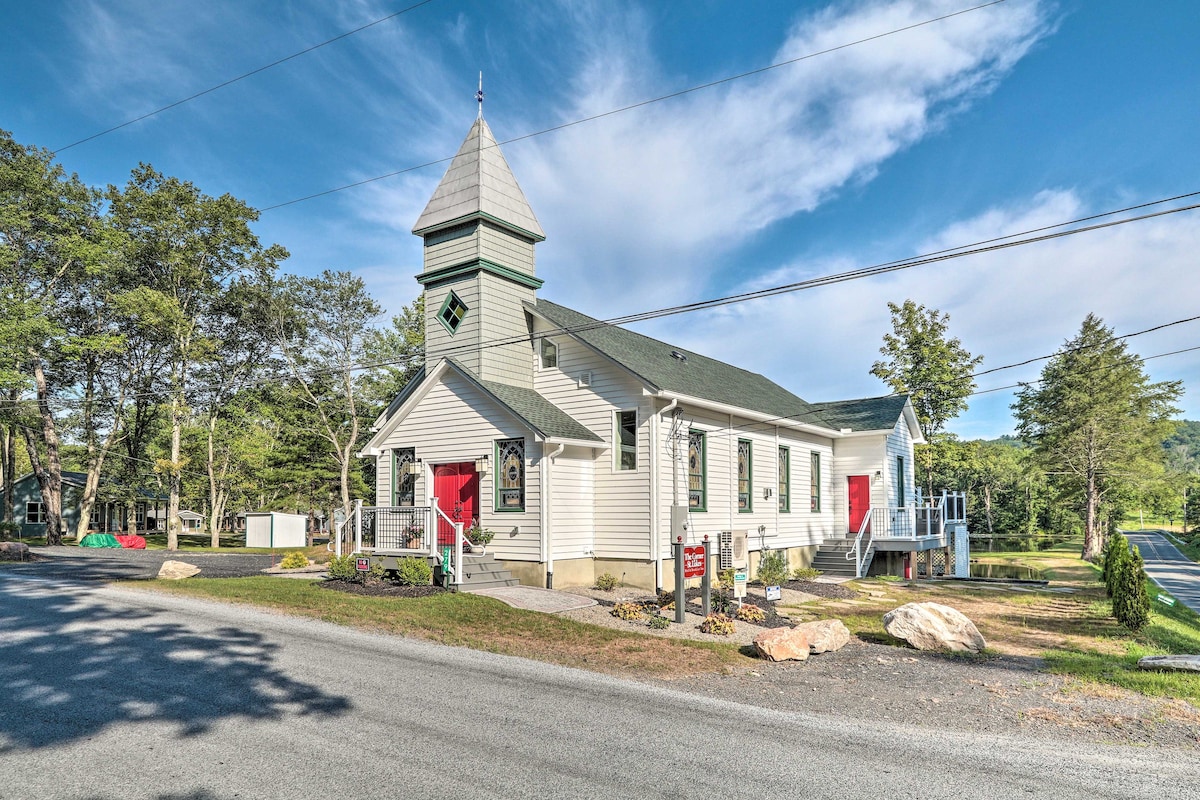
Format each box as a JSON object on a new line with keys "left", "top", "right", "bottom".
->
{"left": 244, "top": 512, "right": 308, "bottom": 548}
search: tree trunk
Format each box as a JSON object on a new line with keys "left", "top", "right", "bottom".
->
{"left": 168, "top": 393, "right": 183, "bottom": 551}
{"left": 2, "top": 402, "right": 16, "bottom": 524}
{"left": 75, "top": 462, "right": 104, "bottom": 539}
{"left": 207, "top": 412, "right": 220, "bottom": 548}
{"left": 24, "top": 360, "right": 66, "bottom": 545}
{"left": 1082, "top": 469, "right": 1101, "bottom": 561}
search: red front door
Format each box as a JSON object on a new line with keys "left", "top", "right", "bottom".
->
{"left": 848, "top": 475, "right": 871, "bottom": 535}
{"left": 434, "top": 463, "right": 479, "bottom": 546}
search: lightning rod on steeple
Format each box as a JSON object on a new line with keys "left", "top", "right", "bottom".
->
{"left": 476, "top": 72, "right": 484, "bottom": 118}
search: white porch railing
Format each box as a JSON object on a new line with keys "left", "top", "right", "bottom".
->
{"left": 333, "top": 498, "right": 465, "bottom": 587}
{"left": 846, "top": 510, "right": 875, "bottom": 578}
{"left": 432, "top": 503, "right": 466, "bottom": 587}
{"left": 868, "top": 491, "right": 968, "bottom": 540}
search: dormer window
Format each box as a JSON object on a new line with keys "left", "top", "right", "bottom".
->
{"left": 438, "top": 291, "right": 469, "bottom": 335}
{"left": 541, "top": 338, "right": 557, "bottom": 369}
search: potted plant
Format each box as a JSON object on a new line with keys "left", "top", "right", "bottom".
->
{"left": 465, "top": 524, "right": 495, "bottom": 553}
{"left": 403, "top": 525, "right": 424, "bottom": 549}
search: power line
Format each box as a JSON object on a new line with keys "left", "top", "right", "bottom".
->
{"left": 972, "top": 343, "right": 1200, "bottom": 398}
{"left": 259, "top": 0, "right": 1008, "bottom": 211}
{"left": 5, "top": 190, "right": 1200, "bottom": 412}
{"left": 54, "top": 0, "right": 439, "bottom": 153}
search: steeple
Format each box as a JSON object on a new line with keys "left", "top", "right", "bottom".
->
{"left": 412, "top": 117, "right": 545, "bottom": 243}
{"left": 414, "top": 113, "right": 545, "bottom": 388}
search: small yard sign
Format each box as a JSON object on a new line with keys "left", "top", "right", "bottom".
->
{"left": 1156, "top": 593, "right": 1176, "bottom": 607}
{"left": 733, "top": 569, "right": 747, "bottom": 599}
{"left": 682, "top": 544, "right": 707, "bottom": 578}
{"left": 356, "top": 557, "right": 371, "bottom": 572}
{"left": 765, "top": 585, "right": 782, "bottom": 602}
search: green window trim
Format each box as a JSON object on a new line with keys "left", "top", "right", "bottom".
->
{"left": 495, "top": 438, "right": 526, "bottom": 512}
{"left": 897, "top": 455, "right": 905, "bottom": 506}
{"left": 737, "top": 439, "right": 753, "bottom": 512}
{"left": 392, "top": 448, "right": 416, "bottom": 506}
{"left": 778, "top": 446, "right": 790, "bottom": 513}
{"left": 616, "top": 409, "right": 637, "bottom": 471}
{"left": 437, "top": 290, "right": 469, "bottom": 335}
{"left": 810, "top": 451, "right": 821, "bottom": 513}
{"left": 688, "top": 429, "right": 707, "bottom": 512}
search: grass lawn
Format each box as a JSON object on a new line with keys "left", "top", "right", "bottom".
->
{"left": 133, "top": 537, "right": 1200, "bottom": 702}
{"left": 140, "top": 577, "right": 743, "bottom": 678}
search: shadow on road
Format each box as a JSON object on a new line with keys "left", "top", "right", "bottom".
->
{"left": 0, "top": 577, "right": 350, "bottom": 752}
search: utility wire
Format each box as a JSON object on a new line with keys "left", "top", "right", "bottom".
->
{"left": 259, "top": 0, "right": 1008, "bottom": 211}
{"left": 54, "top": 0, "right": 439, "bottom": 153}
{"left": 5, "top": 190, "right": 1200, "bottom": 411}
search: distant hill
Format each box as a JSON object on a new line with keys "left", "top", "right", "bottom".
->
{"left": 1164, "top": 420, "right": 1200, "bottom": 471}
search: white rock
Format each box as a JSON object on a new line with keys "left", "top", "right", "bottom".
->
{"left": 1137, "top": 655, "right": 1200, "bottom": 673}
{"left": 754, "top": 627, "right": 810, "bottom": 662}
{"left": 796, "top": 619, "right": 851, "bottom": 653}
{"left": 883, "top": 602, "right": 986, "bottom": 653}
{"left": 158, "top": 560, "right": 201, "bottom": 580}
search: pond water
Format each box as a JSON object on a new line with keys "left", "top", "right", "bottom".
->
{"left": 969, "top": 563, "right": 1044, "bottom": 581}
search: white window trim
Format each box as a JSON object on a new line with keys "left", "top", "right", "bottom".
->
{"left": 615, "top": 408, "right": 638, "bottom": 471}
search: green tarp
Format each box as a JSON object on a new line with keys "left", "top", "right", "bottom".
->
{"left": 79, "top": 533, "right": 122, "bottom": 548}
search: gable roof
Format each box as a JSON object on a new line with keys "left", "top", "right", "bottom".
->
{"left": 364, "top": 358, "right": 603, "bottom": 455}
{"left": 532, "top": 299, "right": 832, "bottom": 426}
{"left": 815, "top": 395, "right": 913, "bottom": 434}
{"left": 412, "top": 117, "right": 545, "bottom": 241}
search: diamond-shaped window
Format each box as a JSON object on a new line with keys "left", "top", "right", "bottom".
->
{"left": 438, "top": 291, "right": 469, "bottom": 335}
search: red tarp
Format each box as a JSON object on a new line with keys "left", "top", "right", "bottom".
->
{"left": 115, "top": 535, "right": 146, "bottom": 549}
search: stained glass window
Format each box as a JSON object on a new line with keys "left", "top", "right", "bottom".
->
{"left": 496, "top": 438, "right": 525, "bottom": 511}
{"left": 778, "top": 446, "right": 790, "bottom": 513}
{"left": 688, "top": 430, "right": 706, "bottom": 510}
{"left": 394, "top": 448, "right": 416, "bottom": 506}
{"left": 438, "top": 291, "right": 468, "bottom": 334}
{"left": 737, "top": 440, "right": 752, "bottom": 512}
{"left": 897, "top": 456, "right": 905, "bottom": 506}
{"left": 811, "top": 452, "right": 821, "bottom": 512}
{"left": 617, "top": 410, "right": 637, "bottom": 470}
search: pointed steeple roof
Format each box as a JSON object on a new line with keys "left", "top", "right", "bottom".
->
{"left": 412, "top": 117, "right": 545, "bottom": 241}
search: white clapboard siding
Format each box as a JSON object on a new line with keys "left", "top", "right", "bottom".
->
{"left": 885, "top": 418, "right": 915, "bottom": 507}
{"left": 832, "top": 435, "right": 887, "bottom": 535}
{"left": 549, "top": 449, "right": 595, "bottom": 559}
{"left": 533, "top": 326, "right": 652, "bottom": 560}
{"left": 478, "top": 223, "right": 535, "bottom": 274}
{"left": 424, "top": 279, "right": 483, "bottom": 376}
{"left": 379, "top": 370, "right": 542, "bottom": 561}
{"left": 477, "top": 271, "right": 536, "bottom": 387}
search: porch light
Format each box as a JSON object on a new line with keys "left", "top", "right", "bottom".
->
{"left": 405, "top": 459, "right": 423, "bottom": 476}
{"left": 474, "top": 454, "right": 490, "bottom": 473}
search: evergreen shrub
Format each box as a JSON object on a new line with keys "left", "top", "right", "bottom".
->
{"left": 279, "top": 551, "right": 309, "bottom": 569}
{"left": 1112, "top": 549, "right": 1151, "bottom": 631}
{"left": 394, "top": 556, "right": 433, "bottom": 586}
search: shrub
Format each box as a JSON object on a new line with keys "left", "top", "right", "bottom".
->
{"left": 280, "top": 551, "right": 309, "bottom": 570}
{"left": 326, "top": 554, "right": 359, "bottom": 581}
{"left": 717, "top": 568, "right": 736, "bottom": 591}
{"left": 611, "top": 601, "right": 646, "bottom": 621}
{"left": 791, "top": 566, "right": 822, "bottom": 581}
{"left": 394, "top": 556, "right": 433, "bottom": 586}
{"left": 595, "top": 572, "right": 618, "bottom": 591}
{"left": 736, "top": 603, "right": 766, "bottom": 623}
{"left": 711, "top": 589, "right": 734, "bottom": 614}
{"left": 647, "top": 614, "right": 671, "bottom": 630}
{"left": 1103, "top": 533, "right": 1130, "bottom": 597}
{"left": 1112, "top": 549, "right": 1150, "bottom": 631}
{"left": 0, "top": 522, "right": 19, "bottom": 542}
{"left": 699, "top": 613, "right": 735, "bottom": 636}
{"left": 755, "top": 549, "right": 788, "bottom": 587}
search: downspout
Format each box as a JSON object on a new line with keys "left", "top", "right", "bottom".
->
{"left": 655, "top": 398, "right": 678, "bottom": 593}
{"left": 542, "top": 442, "right": 565, "bottom": 588}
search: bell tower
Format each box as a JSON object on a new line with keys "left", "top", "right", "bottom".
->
{"left": 413, "top": 115, "right": 545, "bottom": 388}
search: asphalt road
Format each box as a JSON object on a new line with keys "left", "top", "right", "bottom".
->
{"left": 1123, "top": 529, "right": 1200, "bottom": 614}
{"left": 1, "top": 572, "right": 1198, "bottom": 800}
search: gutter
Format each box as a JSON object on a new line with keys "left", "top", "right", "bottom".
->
{"left": 654, "top": 391, "right": 839, "bottom": 438}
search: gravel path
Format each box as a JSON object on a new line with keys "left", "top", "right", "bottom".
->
{"left": 1, "top": 546, "right": 277, "bottom": 580}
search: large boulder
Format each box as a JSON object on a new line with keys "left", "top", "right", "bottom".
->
{"left": 754, "top": 627, "right": 810, "bottom": 662}
{"left": 0, "top": 541, "right": 30, "bottom": 560}
{"left": 158, "top": 560, "right": 201, "bottom": 580}
{"left": 796, "top": 619, "right": 851, "bottom": 654}
{"left": 883, "top": 602, "right": 986, "bottom": 653}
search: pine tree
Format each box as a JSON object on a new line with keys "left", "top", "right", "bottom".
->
{"left": 1112, "top": 547, "right": 1150, "bottom": 632}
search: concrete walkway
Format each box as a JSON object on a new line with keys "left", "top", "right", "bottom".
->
{"left": 467, "top": 585, "right": 597, "bottom": 612}
{"left": 1123, "top": 529, "right": 1200, "bottom": 615}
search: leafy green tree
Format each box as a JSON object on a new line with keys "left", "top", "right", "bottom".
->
{"left": 1014, "top": 314, "right": 1182, "bottom": 561}
{"left": 871, "top": 300, "right": 983, "bottom": 498}
{"left": 107, "top": 165, "right": 285, "bottom": 549}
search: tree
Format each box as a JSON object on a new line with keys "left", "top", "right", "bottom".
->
{"left": 271, "top": 270, "right": 382, "bottom": 519}
{"left": 1112, "top": 547, "right": 1151, "bottom": 632}
{"left": 108, "top": 165, "right": 285, "bottom": 550}
{"left": 1014, "top": 314, "right": 1182, "bottom": 561}
{"left": 871, "top": 300, "right": 982, "bottom": 498}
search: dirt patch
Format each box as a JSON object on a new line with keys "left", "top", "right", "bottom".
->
{"left": 320, "top": 579, "right": 448, "bottom": 599}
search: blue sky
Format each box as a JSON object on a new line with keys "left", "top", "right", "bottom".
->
{"left": 4, "top": 0, "right": 1199, "bottom": 439}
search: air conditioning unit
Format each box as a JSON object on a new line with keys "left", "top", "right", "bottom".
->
{"left": 719, "top": 530, "right": 748, "bottom": 570}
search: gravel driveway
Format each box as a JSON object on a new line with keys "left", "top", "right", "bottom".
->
{"left": 2, "top": 546, "right": 277, "bottom": 581}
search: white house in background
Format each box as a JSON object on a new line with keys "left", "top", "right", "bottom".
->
{"left": 359, "top": 115, "right": 957, "bottom": 592}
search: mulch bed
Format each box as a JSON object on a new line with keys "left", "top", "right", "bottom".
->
{"left": 320, "top": 579, "right": 449, "bottom": 598}
{"left": 781, "top": 579, "right": 859, "bottom": 599}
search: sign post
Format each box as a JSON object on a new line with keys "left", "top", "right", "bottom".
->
{"left": 700, "top": 535, "right": 711, "bottom": 617}
{"left": 673, "top": 537, "right": 710, "bottom": 624}
{"left": 673, "top": 537, "right": 686, "bottom": 624}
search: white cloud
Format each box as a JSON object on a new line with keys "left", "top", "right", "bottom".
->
{"left": 661, "top": 190, "right": 1200, "bottom": 438}
{"left": 511, "top": 0, "right": 1053, "bottom": 312}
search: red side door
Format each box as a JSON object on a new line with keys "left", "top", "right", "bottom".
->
{"left": 434, "top": 463, "right": 479, "bottom": 546}
{"left": 847, "top": 475, "right": 871, "bottom": 535}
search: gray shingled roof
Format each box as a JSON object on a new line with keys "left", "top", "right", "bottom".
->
{"left": 476, "top": 377, "right": 603, "bottom": 444}
{"left": 412, "top": 117, "right": 545, "bottom": 239}
{"left": 814, "top": 395, "right": 911, "bottom": 433}
{"left": 533, "top": 299, "right": 835, "bottom": 426}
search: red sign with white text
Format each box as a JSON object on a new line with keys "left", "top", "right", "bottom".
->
{"left": 682, "top": 544, "right": 707, "bottom": 578}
